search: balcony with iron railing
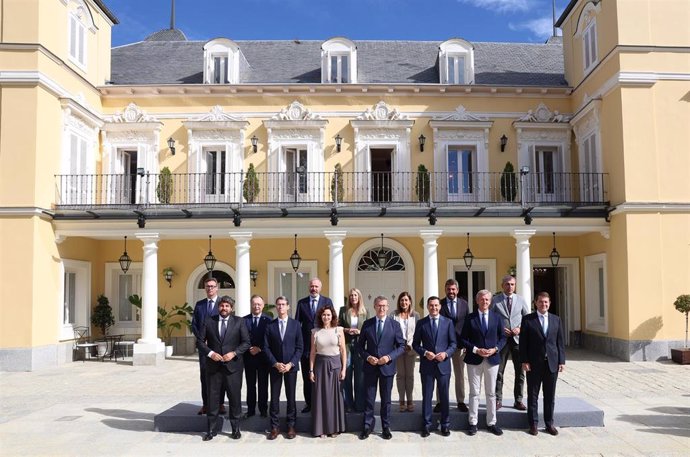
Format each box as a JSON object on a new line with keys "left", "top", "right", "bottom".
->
{"left": 54, "top": 170, "right": 609, "bottom": 212}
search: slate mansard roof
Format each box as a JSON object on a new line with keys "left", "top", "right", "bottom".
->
{"left": 110, "top": 37, "right": 566, "bottom": 87}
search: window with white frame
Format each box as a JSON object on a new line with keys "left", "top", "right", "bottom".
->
{"left": 584, "top": 253, "right": 607, "bottom": 333}
{"left": 321, "top": 38, "right": 357, "bottom": 83}
{"left": 448, "top": 258, "right": 497, "bottom": 306}
{"left": 61, "top": 116, "right": 96, "bottom": 206}
{"left": 583, "top": 21, "right": 598, "bottom": 74}
{"left": 203, "top": 38, "right": 240, "bottom": 84}
{"left": 439, "top": 39, "right": 474, "bottom": 84}
{"left": 69, "top": 11, "right": 86, "bottom": 67}
{"left": 447, "top": 146, "right": 476, "bottom": 195}
{"left": 105, "top": 263, "right": 142, "bottom": 334}
{"left": 59, "top": 259, "right": 91, "bottom": 340}
{"left": 572, "top": 99, "right": 603, "bottom": 203}
{"left": 267, "top": 261, "right": 317, "bottom": 314}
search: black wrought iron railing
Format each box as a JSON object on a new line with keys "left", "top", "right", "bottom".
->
{"left": 54, "top": 171, "right": 609, "bottom": 209}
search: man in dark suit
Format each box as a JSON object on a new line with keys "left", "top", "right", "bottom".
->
{"left": 197, "top": 295, "right": 251, "bottom": 441}
{"left": 491, "top": 274, "right": 529, "bottom": 410}
{"left": 357, "top": 296, "right": 405, "bottom": 440}
{"left": 294, "top": 277, "right": 332, "bottom": 413}
{"left": 243, "top": 294, "right": 271, "bottom": 418}
{"left": 519, "top": 291, "right": 566, "bottom": 436}
{"left": 191, "top": 277, "right": 225, "bottom": 415}
{"left": 412, "top": 296, "right": 457, "bottom": 437}
{"left": 460, "top": 290, "right": 506, "bottom": 436}
{"left": 263, "top": 296, "right": 303, "bottom": 440}
{"left": 439, "top": 278, "right": 470, "bottom": 412}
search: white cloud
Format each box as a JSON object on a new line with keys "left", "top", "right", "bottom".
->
{"left": 458, "top": 0, "right": 537, "bottom": 13}
{"left": 509, "top": 17, "right": 556, "bottom": 40}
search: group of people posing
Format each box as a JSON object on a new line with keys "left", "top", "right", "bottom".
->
{"left": 191, "top": 274, "right": 565, "bottom": 441}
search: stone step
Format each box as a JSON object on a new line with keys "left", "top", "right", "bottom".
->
{"left": 154, "top": 397, "right": 604, "bottom": 434}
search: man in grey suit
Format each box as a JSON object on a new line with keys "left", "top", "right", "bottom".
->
{"left": 439, "top": 278, "right": 470, "bottom": 412}
{"left": 491, "top": 275, "right": 529, "bottom": 410}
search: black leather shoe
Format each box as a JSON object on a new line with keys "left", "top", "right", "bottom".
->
{"left": 359, "top": 429, "right": 370, "bottom": 440}
{"left": 433, "top": 403, "right": 441, "bottom": 413}
{"left": 202, "top": 432, "right": 216, "bottom": 441}
{"left": 260, "top": 410, "right": 268, "bottom": 418}
{"left": 488, "top": 425, "right": 503, "bottom": 436}
{"left": 231, "top": 430, "right": 241, "bottom": 439}
{"left": 440, "top": 427, "right": 450, "bottom": 437}
{"left": 382, "top": 428, "right": 392, "bottom": 440}
{"left": 301, "top": 406, "right": 311, "bottom": 413}
{"left": 421, "top": 428, "right": 431, "bottom": 438}
{"left": 243, "top": 411, "right": 255, "bottom": 418}
{"left": 468, "top": 424, "right": 478, "bottom": 436}
{"left": 457, "top": 402, "right": 469, "bottom": 412}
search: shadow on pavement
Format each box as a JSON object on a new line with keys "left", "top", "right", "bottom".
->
{"left": 616, "top": 405, "right": 690, "bottom": 438}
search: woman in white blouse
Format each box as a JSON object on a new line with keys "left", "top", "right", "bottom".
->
{"left": 391, "top": 291, "right": 420, "bottom": 412}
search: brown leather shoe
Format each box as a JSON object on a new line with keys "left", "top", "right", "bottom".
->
{"left": 545, "top": 425, "right": 559, "bottom": 435}
{"left": 457, "top": 402, "right": 469, "bottom": 412}
{"left": 496, "top": 400, "right": 502, "bottom": 410}
{"left": 219, "top": 405, "right": 227, "bottom": 414}
{"left": 197, "top": 406, "right": 207, "bottom": 415}
{"left": 529, "top": 424, "right": 538, "bottom": 436}
{"left": 267, "top": 428, "right": 280, "bottom": 440}
{"left": 286, "top": 426, "right": 297, "bottom": 439}
{"left": 514, "top": 401, "right": 527, "bottom": 411}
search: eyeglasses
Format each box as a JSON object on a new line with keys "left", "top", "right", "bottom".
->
{"left": 205, "top": 285, "right": 217, "bottom": 289}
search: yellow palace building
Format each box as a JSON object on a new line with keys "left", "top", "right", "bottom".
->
{"left": 1, "top": 0, "right": 688, "bottom": 370}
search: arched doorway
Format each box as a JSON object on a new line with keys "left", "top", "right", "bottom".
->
{"left": 186, "top": 262, "right": 237, "bottom": 311}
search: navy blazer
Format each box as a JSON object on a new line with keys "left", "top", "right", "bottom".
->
{"left": 197, "top": 314, "right": 251, "bottom": 374}
{"left": 440, "top": 296, "right": 470, "bottom": 338}
{"left": 357, "top": 316, "right": 405, "bottom": 377}
{"left": 412, "top": 315, "right": 457, "bottom": 376}
{"left": 263, "top": 317, "right": 303, "bottom": 371}
{"left": 294, "top": 295, "right": 333, "bottom": 356}
{"left": 460, "top": 309, "right": 506, "bottom": 366}
{"left": 519, "top": 312, "right": 566, "bottom": 373}
{"left": 191, "top": 297, "right": 219, "bottom": 338}
{"left": 243, "top": 313, "right": 271, "bottom": 364}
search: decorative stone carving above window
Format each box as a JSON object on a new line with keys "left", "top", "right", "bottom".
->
{"left": 190, "top": 105, "right": 246, "bottom": 122}
{"left": 272, "top": 101, "right": 322, "bottom": 121}
{"left": 109, "top": 102, "right": 158, "bottom": 123}
{"left": 435, "top": 105, "right": 487, "bottom": 122}
{"left": 356, "top": 101, "right": 406, "bottom": 121}
{"left": 516, "top": 103, "right": 569, "bottom": 123}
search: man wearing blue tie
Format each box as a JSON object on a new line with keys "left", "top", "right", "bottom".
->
{"left": 294, "top": 278, "right": 333, "bottom": 413}
{"left": 357, "top": 296, "right": 405, "bottom": 440}
{"left": 412, "top": 296, "right": 457, "bottom": 437}
{"left": 243, "top": 295, "right": 271, "bottom": 418}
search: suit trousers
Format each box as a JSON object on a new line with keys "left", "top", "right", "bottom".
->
{"left": 436, "top": 349, "right": 466, "bottom": 405}
{"left": 526, "top": 362, "right": 559, "bottom": 427}
{"left": 363, "top": 370, "right": 395, "bottom": 430}
{"left": 269, "top": 369, "right": 298, "bottom": 429}
{"left": 467, "top": 359, "right": 499, "bottom": 426}
{"left": 198, "top": 353, "right": 224, "bottom": 408}
{"left": 206, "top": 367, "right": 242, "bottom": 433}
{"left": 422, "top": 371, "right": 451, "bottom": 429}
{"left": 343, "top": 341, "right": 366, "bottom": 412}
{"left": 496, "top": 338, "right": 524, "bottom": 403}
{"left": 395, "top": 349, "right": 416, "bottom": 404}
{"left": 244, "top": 355, "right": 269, "bottom": 414}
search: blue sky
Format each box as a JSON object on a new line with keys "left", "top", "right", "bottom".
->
{"left": 109, "top": 0, "right": 570, "bottom": 47}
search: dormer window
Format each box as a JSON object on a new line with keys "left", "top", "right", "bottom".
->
{"left": 203, "top": 38, "right": 240, "bottom": 84}
{"left": 439, "top": 39, "right": 474, "bottom": 85}
{"left": 321, "top": 37, "right": 357, "bottom": 84}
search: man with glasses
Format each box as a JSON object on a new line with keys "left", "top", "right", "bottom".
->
{"left": 192, "top": 277, "right": 226, "bottom": 415}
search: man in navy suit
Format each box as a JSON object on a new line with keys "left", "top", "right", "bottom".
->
{"left": 263, "top": 296, "right": 303, "bottom": 440}
{"left": 460, "top": 290, "right": 506, "bottom": 436}
{"left": 440, "top": 278, "right": 470, "bottom": 412}
{"left": 519, "top": 291, "right": 566, "bottom": 436}
{"left": 357, "top": 296, "right": 405, "bottom": 440}
{"left": 412, "top": 296, "right": 457, "bottom": 437}
{"left": 197, "top": 295, "right": 251, "bottom": 441}
{"left": 243, "top": 295, "right": 271, "bottom": 418}
{"left": 191, "top": 277, "right": 225, "bottom": 415}
{"left": 294, "top": 277, "right": 332, "bottom": 413}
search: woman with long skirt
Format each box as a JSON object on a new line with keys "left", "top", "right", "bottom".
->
{"left": 309, "top": 304, "right": 347, "bottom": 437}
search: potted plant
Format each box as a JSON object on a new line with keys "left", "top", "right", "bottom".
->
{"left": 156, "top": 166, "right": 174, "bottom": 204}
{"left": 129, "top": 295, "right": 192, "bottom": 357}
{"left": 415, "top": 164, "right": 430, "bottom": 203}
{"left": 90, "top": 294, "right": 114, "bottom": 357}
{"left": 243, "top": 163, "right": 260, "bottom": 203}
{"left": 330, "top": 163, "right": 344, "bottom": 203}
{"left": 500, "top": 161, "right": 518, "bottom": 202}
{"left": 671, "top": 294, "right": 690, "bottom": 364}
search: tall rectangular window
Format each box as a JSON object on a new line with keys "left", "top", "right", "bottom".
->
{"left": 445, "top": 55, "right": 466, "bottom": 84}
{"left": 330, "top": 55, "right": 350, "bottom": 83}
{"left": 583, "top": 21, "right": 597, "bottom": 73}
{"left": 212, "top": 56, "right": 229, "bottom": 83}
{"left": 447, "top": 148, "right": 475, "bottom": 195}
{"left": 585, "top": 253, "right": 607, "bottom": 333}
{"left": 63, "top": 272, "right": 77, "bottom": 325}
{"left": 69, "top": 13, "right": 86, "bottom": 67}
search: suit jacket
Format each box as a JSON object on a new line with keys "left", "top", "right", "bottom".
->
{"left": 357, "top": 316, "right": 405, "bottom": 377}
{"left": 243, "top": 313, "right": 271, "bottom": 364}
{"left": 440, "top": 296, "right": 471, "bottom": 338}
{"left": 191, "top": 296, "right": 219, "bottom": 338}
{"left": 491, "top": 293, "right": 529, "bottom": 344}
{"left": 294, "top": 295, "right": 333, "bottom": 356}
{"left": 197, "top": 314, "right": 251, "bottom": 374}
{"left": 519, "top": 312, "right": 565, "bottom": 373}
{"left": 338, "top": 305, "right": 368, "bottom": 345}
{"left": 412, "top": 315, "right": 457, "bottom": 376}
{"left": 263, "top": 317, "right": 303, "bottom": 371}
{"left": 460, "top": 309, "right": 506, "bottom": 366}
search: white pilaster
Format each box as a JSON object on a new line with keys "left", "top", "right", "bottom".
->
{"left": 420, "top": 230, "right": 443, "bottom": 316}
{"left": 232, "top": 232, "right": 253, "bottom": 317}
{"left": 325, "top": 231, "right": 347, "bottom": 315}
{"left": 134, "top": 233, "right": 165, "bottom": 366}
{"left": 513, "top": 229, "right": 536, "bottom": 304}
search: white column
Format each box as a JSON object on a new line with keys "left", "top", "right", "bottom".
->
{"left": 232, "top": 232, "right": 252, "bottom": 317}
{"left": 420, "top": 230, "right": 443, "bottom": 316}
{"left": 133, "top": 233, "right": 165, "bottom": 366}
{"left": 325, "top": 231, "right": 347, "bottom": 315}
{"left": 513, "top": 229, "right": 536, "bottom": 305}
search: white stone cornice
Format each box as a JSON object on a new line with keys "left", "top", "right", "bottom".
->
{"left": 419, "top": 229, "right": 443, "bottom": 240}
{"left": 609, "top": 203, "right": 690, "bottom": 215}
{"left": 230, "top": 232, "right": 253, "bottom": 241}
{"left": 512, "top": 229, "right": 537, "bottom": 240}
{"left": 324, "top": 230, "right": 347, "bottom": 240}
